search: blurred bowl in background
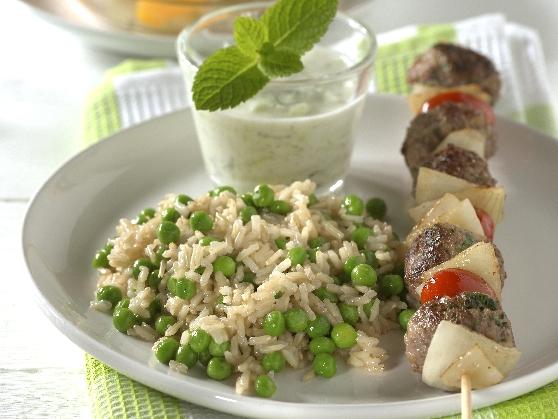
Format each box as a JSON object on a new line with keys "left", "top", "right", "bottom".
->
{"left": 83, "top": 0, "right": 252, "bottom": 35}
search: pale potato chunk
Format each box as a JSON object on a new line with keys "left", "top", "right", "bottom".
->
{"left": 415, "top": 168, "right": 477, "bottom": 204}
{"left": 422, "top": 321, "right": 521, "bottom": 391}
{"left": 435, "top": 129, "right": 486, "bottom": 157}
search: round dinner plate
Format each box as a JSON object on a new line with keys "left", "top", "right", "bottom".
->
{"left": 22, "top": 95, "right": 558, "bottom": 418}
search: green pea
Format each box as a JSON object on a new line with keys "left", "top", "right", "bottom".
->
{"left": 343, "top": 255, "right": 364, "bottom": 276}
{"left": 308, "top": 193, "right": 318, "bottom": 207}
{"left": 362, "top": 250, "right": 379, "bottom": 269}
{"left": 254, "top": 375, "right": 276, "bottom": 398}
{"left": 158, "top": 221, "right": 181, "bottom": 244}
{"left": 173, "top": 277, "right": 197, "bottom": 300}
{"left": 189, "top": 211, "right": 213, "bottom": 234}
{"left": 148, "top": 270, "right": 161, "bottom": 289}
{"left": 363, "top": 299, "right": 376, "bottom": 319}
{"left": 194, "top": 266, "right": 205, "bottom": 275}
{"left": 95, "top": 285, "right": 122, "bottom": 307}
{"left": 399, "top": 309, "right": 416, "bottom": 331}
{"left": 261, "top": 351, "right": 285, "bottom": 373}
{"left": 284, "top": 308, "right": 309, "bottom": 333}
{"left": 274, "top": 291, "right": 283, "bottom": 299}
{"left": 338, "top": 303, "right": 359, "bottom": 325}
{"left": 206, "top": 357, "right": 233, "bottom": 380}
{"left": 213, "top": 255, "right": 236, "bottom": 278}
{"left": 332, "top": 276, "right": 345, "bottom": 285}
{"left": 306, "top": 316, "right": 331, "bottom": 338}
{"left": 263, "top": 310, "right": 286, "bottom": 337}
{"left": 269, "top": 200, "right": 292, "bottom": 215}
{"left": 112, "top": 306, "right": 137, "bottom": 333}
{"left": 379, "top": 274, "right": 404, "bottom": 298}
{"left": 209, "top": 339, "right": 231, "bottom": 357}
{"left": 114, "top": 298, "right": 130, "bottom": 311}
{"left": 312, "top": 287, "right": 338, "bottom": 303}
{"left": 198, "top": 349, "right": 212, "bottom": 366}
{"left": 241, "top": 193, "right": 255, "bottom": 206}
{"left": 141, "top": 208, "right": 156, "bottom": 218}
{"left": 351, "top": 264, "right": 377, "bottom": 287}
{"left": 366, "top": 197, "right": 387, "bottom": 220}
{"left": 132, "top": 258, "right": 154, "bottom": 279}
{"left": 331, "top": 322, "right": 357, "bottom": 349}
{"left": 189, "top": 329, "right": 211, "bottom": 353}
{"left": 308, "top": 236, "right": 326, "bottom": 249}
{"left": 210, "top": 186, "right": 236, "bottom": 197}
{"left": 312, "top": 353, "right": 336, "bottom": 378}
{"left": 155, "top": 315, "right": 176, "bottom": 336}
{"left": 274, "top": 237, "right": 287, "bottom": 250}
{"left": 307, "top": 248, "right": 317, "bottom": 263}
{"left": 341, "top": 194, "right": 364, "bottom": 216}
{"left": 134, "top": 214, "right": 149, "bottom": 225}
{"left": 153, "top": 337, "right": 179, "bottom": 364}
{"left": 241, "top": 270, "right": 255, "bottom": 284}
{"left": 161, "top": 207, "right": 180, "bottom": 223}
{"left": 252, "top": 184, "right": 274, "bottom": 208}
{"left": 167, "top": 277, "right": 177, "bottom": 295}
{"left": 148, "top": 298, "right": 162, "bottom": 319}
{"left": 309, "top": 336, "right": 336, "bottom": 355}
{"left": 176, "top": 194, "right": 192, "bottom": 206}
{"left": 288, "top": 246, "right": 306, "bottom": 267}
{"left": 199, "top": 236, "right": 218, "bottom": 246}
{"left": 92, "top": 249, "right": 110, "bottom": 269}
{"left": 240, "top": 206, "right": 257, "bottom": 225}
{"left": 351, "top": 226, "right": 371, "bottom": 249}
{"left": 175, "top": 344, "right": 198, "bottom": 368}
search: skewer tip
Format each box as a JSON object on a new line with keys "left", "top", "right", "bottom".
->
{"left": 461, "top": 374, "right": 472, "bottom": 419}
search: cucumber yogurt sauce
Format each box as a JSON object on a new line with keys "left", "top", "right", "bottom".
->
{"left": 177, "top": 6, "right": 376, "bottom": 192}
{"left": 189, "top": 48, "right": 365, "bottom": 192}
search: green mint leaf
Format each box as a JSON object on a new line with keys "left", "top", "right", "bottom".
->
{"left": 234, "top": 16, "right": 267, "bottom": 57}
{"left": 192, "top": 46, "right": 269, "bottom": 111}
{"left": 262, "top": 0, "right": 338, "bottom": 55}
{"left": 259, "top": 47, "right": 303, "bottom": 78}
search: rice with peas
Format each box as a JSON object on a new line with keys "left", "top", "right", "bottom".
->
{"left": 92, "top": 179, "right": 406, "bottom": 395}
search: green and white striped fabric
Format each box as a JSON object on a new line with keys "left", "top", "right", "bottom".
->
{"left": 83, "top": 14, "right": 558, "bottom": 419}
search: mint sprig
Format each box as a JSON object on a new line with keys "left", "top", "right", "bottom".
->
{"left": 192, "top": 0, "right": 338, "bottom": 111}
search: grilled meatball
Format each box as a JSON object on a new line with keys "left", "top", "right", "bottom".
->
{"left": 405, "top": 223, "right": 505, "bottom": 302}
{"left": 407, "top": 43, "right": 501, "bottom": 103}
{"left": 402, "top": 101, "right": 496, "bottom": 179}
{"left": 404, "top": 292, "right": 515, "bottom": 372}
{"left": 424, "top": 144, "right": 496, "bottom": 187}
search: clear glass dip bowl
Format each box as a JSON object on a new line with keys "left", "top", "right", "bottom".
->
{"left": 177, "top": 2, "right": 376, "bottom": 192}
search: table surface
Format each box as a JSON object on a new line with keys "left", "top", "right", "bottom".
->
{"left": 2, "top": 1, "right": 557, "bottom": 417}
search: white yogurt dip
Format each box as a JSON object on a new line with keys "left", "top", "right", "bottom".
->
{"left": 183, "top": 47, "right": 369, "bottom": 192}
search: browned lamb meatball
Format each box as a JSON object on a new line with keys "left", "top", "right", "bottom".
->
{"left": 407, "top": 43, "right": 501, "bottom": 103}
{"left": 401, "top": 101, "right": 496, "bottom": 179}
{"left": 424, "top": 144, "right": 496, "bottom": 187}
{"left": 404, "top": 292, "right": 515, "bottom": 372}
{"left": 404, "top": 223, "right": 505, "bottom": 302}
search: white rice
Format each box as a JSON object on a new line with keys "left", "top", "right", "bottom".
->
{"left": 93, "top": 180, "right": 405, "bottom": 395}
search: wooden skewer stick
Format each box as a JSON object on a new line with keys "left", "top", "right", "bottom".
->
{"left": 461, "top": 374, "right": 472, "bottom": 419}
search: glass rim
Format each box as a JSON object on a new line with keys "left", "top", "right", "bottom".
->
{"left": 176, "top": 1, "right": 377, "bottom": 86}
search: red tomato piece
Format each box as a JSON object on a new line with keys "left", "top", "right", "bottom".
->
{"left": 421, "top": 91, "right": 495, "bottom": 125}
{"left": 420, "top": 268, "right": 496, "bottom": 304}
{"left": 475, "top": 207, "right": 495, "bottom": 241}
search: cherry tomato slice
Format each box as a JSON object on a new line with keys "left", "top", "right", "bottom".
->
{"left": 475, "top": 207, "right": 495, "bottom": 241}
{"left": 420, "top": 268, "right": 496, "bottom": 304}
{"left": 421, "top": 91, "right": 495, "bottom": 125}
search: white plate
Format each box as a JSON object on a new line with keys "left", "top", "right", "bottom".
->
{"left": 22, "top": 95, "right": 558, "bottom": 418}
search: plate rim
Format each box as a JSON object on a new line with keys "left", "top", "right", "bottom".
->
{"left": 21, "top": 94, "right": 558, "bottom": 418}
